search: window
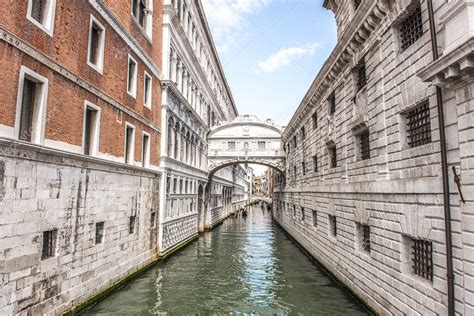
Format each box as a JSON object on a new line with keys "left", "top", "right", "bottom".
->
{"left": 166, "top": 177, "right": 171, "bottom": 193}
{"left": 293, "top": 165, "right": 297, "bottom": 178}
{"left": 411, "top": 238, "right": 433, "bottom": 281}
{"left": 301, "top": 207, "right": 305, "bottom": 221}
{"left": 302, "top": 161, "right": 306, "bottom": 175}
{"left": 258, "top": 141, "right": 266, "bottom": 150}
{"left": 87, "top": 16, "right": 105, "bottom": 73}
{"left": 329, "top": 146, "right": 337, "bottom": 168}
{"left": 359, "top": 224, "right": 371, "bottom": 253}
{"left": 127, "top": 55, "right": 138, "bottom": 97}
{"left": 27, "top": 0, "right": 56, "bottom": 36}
{"left": 329, "top": 93, "right": 336, "bottom": 115}
{"left": 329, "top": 215, "right": 337, "bottom": 237}
{"left": 406, "top": 102, "right": 431, "bottom": 148}
{"left": 356, "top": 59, "right": 367, "bottom": 92}
{"left": 16, "top": 66, "right": 48, "bottom": 144}
{"left": 142, "top": 132, "right": 150, "bottom": 167}
{"left": 124, "top": 123, "right": 135, "bottom": 164}
{"left": 150, "top": 210, "right": 156, "bottom": 227}
{"left": 129, "top": 215, "right": 136, "bottom": 234}
{"left": 293, "top": 205, "right": 296, "bottom": 218}
{"left": 400, "top": 6, "right": 423, "bottom": 51}
{"left": 41, "top": 229, "right": 57, "bottom": 260}
{"left": 95, "top": 222, "right": 104, "bottom": 244}
{"left": 131, "top": 0, "right": 152, "bottom": 38}
{"left": 313, "top": 155, "right": 318, "bottom": 172}
{"left": 359, "top": 130, "right": 370, "bottom": 160}
{"left": 312, "top": 112, "right": 318, "bottom": 129}
{"left": 228, "top": 141, "right": 236, "bottom": 150}
{"left": 83, "top": 102, "right": 100, "bottom": 156}
{"left": 312, "top": 210, "right": 317, "bottom": 227}
{"left": 144, "top": 72, "right": 152, "bottom": 108}
{"left": 293, "top": 136, "right": 297, "bottom": 148}
{"left": 301, "top": 126, "right": 306, "bottom": 140}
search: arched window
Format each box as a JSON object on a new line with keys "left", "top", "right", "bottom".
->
{"left": 174, "top": 122, "right": 180, "bottom": 159}
{"left": 180, "top": 127, "right": 185, "bottom": 161}
{"left": 167, "top": 117, "right": 174, "bottom": 157}
{"left": 186, "top": 131, "right": 191, "bottom": 164}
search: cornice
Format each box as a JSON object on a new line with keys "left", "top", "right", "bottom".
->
{"left": 283, "top": 0, "right": 390, "bottom": 139}
{"left": 1, "top": 27, "right": 161, "bottom": 134}
{"left": 90, "top": 0, "right": 162, "bottom": 79}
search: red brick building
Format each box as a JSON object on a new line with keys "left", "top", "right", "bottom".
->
{"left": 0, "top": 0, "right": 163, "bottom": 314}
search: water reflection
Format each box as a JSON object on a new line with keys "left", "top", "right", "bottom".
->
{"left": 85, "top": 208, "right": 371, "bottom": 315}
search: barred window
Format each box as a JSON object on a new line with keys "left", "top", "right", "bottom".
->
{"left": 411, "top": 238, "right": 433, "bottom": 281}
{"left": 356, "top": 59, "right": 367, "bottom": 91}
{"left": 293, "top": 205, "right": 296, "bottom": 218}
{"left": 360, "top": 130, "right": 370, "bottom": 160}
{"left": 301, "top": 207, "right": 305, "bottom": 221}
{"left": 400, "top": 6, "right": 423, "bottom": 51}
{"left": 150, "top": 211, "right": 156, "bottom": 227}
{"left": 406, "top": 102, "right": 431, "bottom": 148}
{"left": 302, "top": 161, "right": 306, "bottom": 175}
{"left": 31, "top": 0, "right": 44, "bottom": 23}
{"left": 293, "top": 165, "right": 297, "bottom": 178}
{"left": 329, "top": 215, "right": 337, "bottom": 237}
{"left": 312, "top": 210, "right": 317, "bottom": 227}
{"left": 361, "top": 225, "right": 371, "bottom": 252}
{"left": 41, "top": 229, "right": 57, "bottom": 260}
{"left": 329, "top": 93, "right": 336, "bottom": 115}
{"left": 258, "top": 141, "right": 266, "bottom": 149}
{"left": 95, "top": 222, "right": 105, "bottom": 244}
{"left": 301, "top": 126, "right": 306, "bottom": 140}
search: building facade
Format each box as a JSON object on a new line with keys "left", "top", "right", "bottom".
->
{"left": 273, "top": 0, "right": 474, "bottom": 315}
{"left": 0, "top": 0, "right": 164, "bottom": 314}
{"left": 159, "top": 0, "right": 248, "bottom": 253}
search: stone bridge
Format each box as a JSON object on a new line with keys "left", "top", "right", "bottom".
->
{"left": 207, "top": 115, "right": 286, "bottom": 176}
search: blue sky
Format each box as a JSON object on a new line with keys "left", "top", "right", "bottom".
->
{"left": 202, "top": 0, "right": 337, "bottom": 127}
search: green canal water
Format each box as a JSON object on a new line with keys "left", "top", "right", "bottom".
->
{"left": 84, "top": 207, "right": 371, "bottom": 315}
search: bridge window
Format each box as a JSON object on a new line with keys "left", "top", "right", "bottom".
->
{"left": 228, "top": 141, "right": 235, "bottom": 149}
{"left": 258, "top": 141, "right": 266, "bottom": 150}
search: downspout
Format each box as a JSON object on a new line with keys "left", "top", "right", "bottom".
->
{"left": 426, "top": 1, "right": 455, "bottom": 315}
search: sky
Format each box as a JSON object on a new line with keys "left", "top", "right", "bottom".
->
{"left": 202, "top": 0, "right": 337, "bottom": 128}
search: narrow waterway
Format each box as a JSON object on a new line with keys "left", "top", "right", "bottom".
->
{"left": 85, "top": 207, "right": 371, "bottom": 315}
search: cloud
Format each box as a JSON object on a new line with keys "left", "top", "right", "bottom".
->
{"left": 257, "top": 42, "right": 321, "bottom": 73}
{"left": 202, "top": 0, "right": 273, "bottom": 52}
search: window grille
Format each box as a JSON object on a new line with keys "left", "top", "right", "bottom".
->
{"left": 312, "top": 210, "right": 317, "bottom": 227}
{"left": 313, "top": 155, "right": 318, "bottom": 172}
{"left": 293, "top": 165, "right": 297, "bottom": 178}
{"left": 132, "top": 0, "right": 147, "bottom": 27}
{"left": 301, "top": 207, "right": 305, "bottom": 221}
{"left": 407, "top": 102, "right": 431, "bottom": 148}
{"left": 89, "top": 23, "right": 101, "bottom": 65}
{"left": 330, "top": 146, "right": 337, "bottom": 168}
{"left": 95, "top": 222, "right": 104, "bottom": 244}
{"left": 362, "top": 225, "right": 370, "bottom": 252}
{"left": 258, "top": 141, "right": 266, "bottom": 150}
{"left": 329, "top": 93, "right": 336, "bottom": 115}
{"left": 302, "top": 161, "right": 305, "bottom": 175}
{"left": 400, "top": 6, "right": 423, "bottom": 51}
{"left": 228, "top": 141, "right": 235, "bottom": 150}
{"left": 312, "top": 112, "right": 318, "bottom": 129}
{"left": 129, "top": 216, "right": 136, "bottom": 234}
{"left": 293, "top": 205, "right": 296, "bottom": 217}
{"left": 31, "top": 0, "right": 44, "bottom": 23}
{"left": 301, "top": 126, "right": 306, "bottom": 140}
{"left": 411, "top": 238, "right": 433, "bottom": 281}
{"left": 41, "top": 229, "right": 57, "bottom": 260}
{"left": 356, "top": 59, "right": 367, "bottom": 91}
{"left": 360, "top": 130, "right": 370, "bottom": 160}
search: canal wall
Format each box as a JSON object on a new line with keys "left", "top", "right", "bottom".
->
{"left": 0, "top": 141, "right": 161, "bottom": 315}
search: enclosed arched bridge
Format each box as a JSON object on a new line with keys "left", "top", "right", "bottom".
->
{"left": 208, "top": 115, "right": 285, "bottom": 176}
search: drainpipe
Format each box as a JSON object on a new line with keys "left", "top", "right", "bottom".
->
{"left": 426, "top": 1, "right": 455, "bottom": 315}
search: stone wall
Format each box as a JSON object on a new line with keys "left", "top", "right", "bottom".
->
{"left": 0, "top": 141, "right": 160, "bottom": 315}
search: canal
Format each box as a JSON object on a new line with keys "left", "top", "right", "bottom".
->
{"left": 85, "top": 207, "right": 371, "bottom": 315}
